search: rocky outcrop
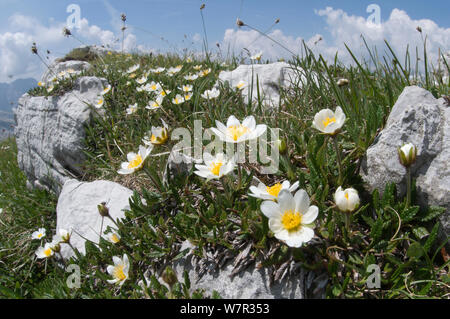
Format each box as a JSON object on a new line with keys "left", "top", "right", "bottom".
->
{"left": 56, "top": 179, "right": 133, "bottom": 259}
{"left": 173, "top": 241, "right": 305, "bottom": 299}
{"left": 41, "top": 60, "right": 91, "bottom": 84}
{"left": 217, "top": 62, "right": 308, "bottom": 108}
{"left": 360, "top": 86, "right": 449, "bottom": 236}
{"left": 14, "top": 76, "right": 107, "bottom": 193}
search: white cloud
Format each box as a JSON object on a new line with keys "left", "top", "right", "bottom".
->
{"left": 220, "top": 7, "right": 450, "bottom": 68}
{"left": 0, "top": 14, "right": 140, "bottom": 83}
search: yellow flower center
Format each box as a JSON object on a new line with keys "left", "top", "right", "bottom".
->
{"left": 236, "top": 82, "right": 245, "bottom": 89}
{"left": 97, "top": 99, "right": 103, "bottom": 105}
{"left": 127, "top": 154, "right": 143, "bottom": 169}
{"left": 281, "top": 210, "right": 302, "bottom": 232}
{"left": 266, "top": 183, "right": 283, "bottom": 197}
{"left": 44, "top": 248, "right": 52, "bottom": 257}
{"left": 344, "top": 192, "right": 349, "bottom": 200}
{"left": 227, "top": 125, "right": 249, "bottom": 141}
{"left": 114, "top": 265, "right": 126, "bottom": 281}
{"left": 209, "top": 161, "right": 223, "bottom": 176}
{"left": 111, "top": 234, "right": 120, "bottom": 243}
{"left": 322, "top": 116, "right": 336, "bottom": 128}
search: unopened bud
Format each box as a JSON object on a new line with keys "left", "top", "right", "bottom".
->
{"left": 162, "top": 266, "right": 177, "bottom": 288}
{"left": 31, "top": 43, "right": 38, "bottom": 55}
{"left": 236, "top": 18, "right": 244, "bottom": 27}
{"left": 337, "top": 78, "right": 349, "bottom": 87}
{"left": 121, "top": 13, "right": 127, "bottom": 22}
{"left": 63, "top": 27, "right": 72, "bottom": 37}
{"left": 97, "top": 202, "right": 110, "bottom": 217}
{"left": 416, "top": 26, "right": 422, "bottom": 33}
{"left": 275, "top": 18, "right": 280, "bottom": 24}
{"left": 398, "top": 143, "right": 417, "bottom": 168}
{"left": 276, "top": 139, "right": 287, "bottom": 154}
{"left": 200, "top": 3, "right": 205, "bottom": 10}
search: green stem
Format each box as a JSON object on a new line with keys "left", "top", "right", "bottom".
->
{"left": 406, "top": 167, "right": 411, "bottom": 209}
{"left": 332, "top": 135, "right": 343, "bottom": 186}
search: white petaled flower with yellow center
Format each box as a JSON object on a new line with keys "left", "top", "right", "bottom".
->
{"left": 249, "top": 181, "right": 299, "bottom": 201}
{"left": 172, "top": 94, "right": 185, "bottom": 105}
{"left": 198, "top": 68, "right": 211, "bottom": 77}
{"left": 146, "top": 96, "right": 164, "bottom": 110}
{"left": 47, "top": 84, "right": 55, "bottom": 93}
{"left": 105, "top": 231, "right": 121, "bottom": 244}
{"left": 194, "top": 153, "right": 236, "bottom": 181}
{"left": 143, "top": 119, "right": 169, "bottom": 145}
{"left": 107, "top": 254, "right": 130, "bottom": 286}
{"left": 58, "top": 228, "right": 71, "bottom": 243}
{"left": 184, "top": 92, "right": 193, "bottom": 101}
{"left": 126, "top": 103, "right": 138, "bottom": 115}
{"left": 127, "top": 64, "right": 140, "bottom": 74}
{"left": 193, "top": 65, "right": 202, "bottom": 70}
{"left": 398, "top": 142, "right": 417, "bottom": 168}
{"left": 250, "top": 51, "right": 263, "bottom": 61}
{"left": 146, "top": 81, "right": 162, "bottom": 93}
{"left": 184, "top": 74, "right": 198, "bottom": 81}
{"left": 37, "top": 81, "right": 45, "bottom": 87}
{"left": 201, "top": 88, "right": 220, "bottom": 100}
{"left": 167, "top": 66, "right": 182, "bottom": 76}
{"left": 334, "top": 186, "right": 360, "bottom": 213}
{"left": 157, "top": 88, "right": 171, "bottom": 98}
{"left": 312, "top": 106, "right": 346, "bottom": 135}
{"left": 210, "top": 115, "right": 267, "bottom": 143}
{"left": 31, "top": 228, "right": 46, "bottom": 240}
{"left": 136, "top": 76, "right": 147, "bottom": 85}
{"left": 186, "top": 57, "right": 193, "bottom": 63}
{"left": 95, "top": 96, "right": 104, "bottom": 109}
{"left": 35, "top": 243, "right": 54, "bottom": 259}
{"left": 235, "top": 80, "right": 247, "bottom": 90}
{"left": 179, "top": 84, "right": 193, "bottom": 92}
{"left": 117, "top": 145, "right": 153, "bottom": 175}
{"left": 101, "top": 85, "right": 111, "bottom": 95}
{"left": 151, "top": 67, "right": 165, "bottom": 74}
{"left": 260, "top": 189, "right": 318, "bottom": 248}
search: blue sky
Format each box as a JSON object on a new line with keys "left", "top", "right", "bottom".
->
{"left": 0, "top": 0, "right": 449, "bottom": 81}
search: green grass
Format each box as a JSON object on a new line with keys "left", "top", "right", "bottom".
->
{"left": 1, "top": 39, "right": 449, "bottom": 298}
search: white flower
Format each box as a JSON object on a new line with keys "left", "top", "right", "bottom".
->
{"left": 95, "top": 96, "right": 104, "bottom": 109}
{"left": 249, "top": 181, "right": 299, "bottom": 201}
{"left": 167, "top": 65, "right": 182, "bottom": 76}
{"left": 47, "top": 84, "right": 54, "bottom": 93}
{"left": 184, "top": 73, "right": 198, "bottom": 81}
{"left": 251, "top": 51, "right": 262, "bottom": 61}
{"left": 193, "top": 65, "right": 202, "bottom": 70}
{"left": 146, "top": 96, "right": 164, "bottom": 110}
{"left": 183, "top": 92, "right": 193, "bottom": 101}
{"left": 210, "top": 115, "right": 267, "bottom": 143}
{"left": 117, "top": 145, "right": 153, "bottom": 174}
{"left": 201, "top": 88, "right": 220, "bottom": 99}
{"left": 107, "top": 254, "right": 130, "bottom": 286}
{"left": 37, "top": 81, "right": 45, "bottom": 87}
{"left": 145, "top": 81, "right": 162, "bottom": 92}
{"left": 31, "top": 228, "right": 46, "bottom": 240}
{"left": 136, "top": 76, "right": 147, "bottom": 84}
{"left": 127, "top": 64, "right": 140, "bottom": 74}
{"left": 126, "top": 103, "right": 138, "bottom": 115}
{"left": 260, "top": 189, "right": 318, "bottom": 248}
{"left": 198, "top": 68, "right": 211, "bottom": 77}
{"left": 143, "top": 119, "right": 169, "bottom": 145}
{"left": 35, "top": 243, "right": 54, "bottom": 259}
{"left": 172, "top": 94, "right": 185, "bottom": 105}
{"left": 157, "top": 88, "right": 171, "bottom": 98}
{"left": 398, "top": 142, "right": 417, "bottom": 167}
{"left": 105, "top": 231, "right": 121, "bottom": 244}
{"left": 151, "top": 67, "right": 165, "bottom": 74}
{"left": 194, "top": 153, "right": 236, "bottom": 181}
{"left": 179, "top": 84, "right": 193, "bottom": 92}
{"left": 312, "top": 106, "right": 346, "bottom": 135}
{"left": 49, "top": 237, "right": 61, "bottom": 252}
{"left": 58, "top": 228, "right": 71, "bottom": 243}
{"left": 235, "top": 80, "right": 247, "bottom": 90}
{"left": 334, "top": 187, "right": 360, "bottom": 213}
{"left": 101, "top": 85, "right": 111, "bottom": 95}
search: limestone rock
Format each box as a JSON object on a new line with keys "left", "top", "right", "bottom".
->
{"left": 14, "top": 76, "right": 108, "bottom": 193}
{"left": 360, "top": 86, "right": 449, "bottom": 236}
{"left": 56, "top": 179, "right": 134, "bottom": 259}
{"left": 217, "top": 62, "right": 308, "bottom": 108}
{"left": 173, "top": 241, "right": 305, "bottom": 299}
{"left": 41, "top": 60, "right": 91, "bottom": 84}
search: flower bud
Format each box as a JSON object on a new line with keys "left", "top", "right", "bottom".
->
{"left": 200, "top": 3, "right": 205, "bottom": 10}
{"left": 276, "top": 138, "right": 287, "bottom": 154}
{"left": 334, "top": 186, "right": 360, "bottom": 213}
{"left": 398, "top": 143, "right": 417, "bottom": 168}
{"left": 162, "top": 266, "right": 177, "bottom": 288}
{"left": 236, "top": 18, "right": 244, "bottom": 27}
{"left": 337, "top": 78, "right": 349, "bottom": 87}
{"left": 98, "top": 202, "right": 110, "bottom": 217}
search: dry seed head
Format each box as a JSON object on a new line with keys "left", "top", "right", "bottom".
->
{"left": 416, "top": 26, "right": 422, "bottom": 33}
{"left": 275, "top": 18, "right": 280, "bottom": 24}
{"left": 200, "top": 3, "right": 205, "bottom": 10}
{"left": 31, "top": 42, "right": 37, "bottom": 54}
{"left": 236, "top": 18, "right": 244, "bottom": 27}
{"left": 63, "top": 27, "right": 72, "bottom": 37}
{"left": 121, "top": 13, "right": 127, "bottom": 22}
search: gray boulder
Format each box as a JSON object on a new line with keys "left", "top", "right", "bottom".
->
{"left": 360, "top": 86, "right": 449, "bottom": 236}
{"left": 41, "top": 60, "right": 91, "bottom": 84}
{"left": 14, "top": 76, "right": 108, "bottom": 193}
{"left": 217, "top": 62, "right": 308, "bottom": 108}
{"left": 173, "top": 241, "right": 304, "bottom": 299}
{"left": 56, "top": 179, "right": 134, "bottom": 259}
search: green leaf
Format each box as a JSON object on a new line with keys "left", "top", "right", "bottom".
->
{"left": 407, "top": 242, "right": 423, "bottom": 259}
{"left": 420, "top": 206, "right": 445, "bottom": 222}
{"left": 423, "top": 222, "right": 440, "bottom": 253}
{"left": 401, "top": 205, "right": 419, "bottom": 223}
{"left": 412, "top": 227, "right": 429, "bottom": 240}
